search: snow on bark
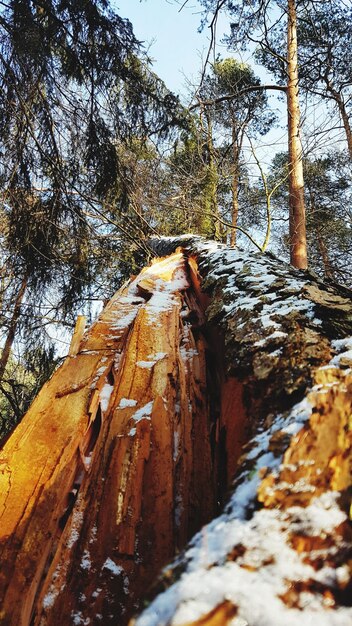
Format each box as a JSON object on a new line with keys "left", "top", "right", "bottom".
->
{"left": 133, "top": 238, "right": 352, "bottom": 626}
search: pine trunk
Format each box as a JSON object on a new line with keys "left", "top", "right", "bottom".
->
{"left": 308, "top": 189, "right": 334, "bottom": 280}
{"left": 287, "top": 0, "right": 307, "bottom": 269}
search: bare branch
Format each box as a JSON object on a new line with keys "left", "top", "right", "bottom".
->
{"left": 189, "top": 84, "right": 287, "bottom": 110}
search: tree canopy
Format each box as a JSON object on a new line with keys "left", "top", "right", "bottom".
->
{"left": 0, "top": 0, "right": 187, "bottom": 437}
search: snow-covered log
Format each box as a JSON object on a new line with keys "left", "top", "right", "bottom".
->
{"left": 1, "top": 238, "right": 352, "bottom": 626}
{"left": 134, "top": 239, "right": 352, "bottom": 626}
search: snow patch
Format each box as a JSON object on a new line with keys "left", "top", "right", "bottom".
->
{"left": 66, "top": 509, "right": 84, "bottom": 549}
{"left": 147, "top": 352, "right": 168, "bottom": 361}
{"left": 100, "top": 383, "right": 114, "bottom": 413}
{"left": 132, "top": 401, "right": 153, "bottom": 423}
{"left": 110, "top": 309, "right": 138, "bottom": 330}
{"left": 254, "top": 330, "right": 288, "bottom": 347}
{"left": 136, "top": 494, "right": 349, "bottom": 626}
{"left": 118, "top": 398, "right": 137, "bottom": 409}
{"left": 179, "top": 346, "right": 198, "bottom": 362}
{"left": 71, "top": 611, "right": 91, "bottom": 625}
{"left": 146, "top": 291, "right": 177, "bottom": 322}
{"left": 42, "top": 564, "right": 65, "bottom": 611}
{"left": 136, "top": 360, "right": 156, "bottom": 369}
{"left": 103, "top": 557, "right": 124, "bottom": 576}
{"left": 137, "top": 352, "right": 168, "bottom": 369}
{"left": 80, "top": 550, "right": 91, "bottom": 571}
{"left": 173, "top": 430, "right": 180, "bottom": 462}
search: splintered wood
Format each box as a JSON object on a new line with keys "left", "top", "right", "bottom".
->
{"left": 3, "top": 242, "right": 351, "bottom": 626}
{"left": 170, "top": 366, "right": 352, "bottom": 626}
{"left": 0, "top": 251, "right": 214, "bottom": 626}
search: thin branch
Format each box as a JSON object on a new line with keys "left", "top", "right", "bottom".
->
{"left": 190, "top": 207, "right": 263, "bottom": 251}
{"left": 178, "top": 0, "right": 190, "bottom": 12}
{"left": 194, "top": 0, "right": 228, "bottom": 99}
{"left": 189, "top": 84, "right": 287, "bottom": 110}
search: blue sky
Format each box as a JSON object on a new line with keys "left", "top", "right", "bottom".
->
{"left": 113, "top": 0, "right": 231, "bottom": 98}
{"left": 113, "top": 1, "right": 290, "bottom": 162}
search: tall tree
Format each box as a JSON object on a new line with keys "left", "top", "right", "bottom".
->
{"left": 197, "top": 0, "right": 310, "bottom": 267}
{"left": 286, "top": 0, "right": 307, "bottom": 268}
{"left": 200, "top": 58, "right": 273, "bottom": 246}
{"left": 267, "top": 151, "right": 352, "bottom": 285}
{"left": 259, "top": 1, "right": 352, "bottom": 158}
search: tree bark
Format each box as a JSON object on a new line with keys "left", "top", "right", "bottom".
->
{"left": 308, "top": 188, "right": 335, "bottom": 280}
{"left": 203, "top": 107, "right": 220, "bottom": 239}
{"left": 134, "top": 238, "right": 352, "bottom": 626}
{"left": 316, "top": 227, "right": 334, "bottom": 279}
{"left": 230, "top": 126, "right": 239, "bottom": 247}
{"left": 0, "top": 274, "right": 27, "bottom": 385}
{"left": 326, "top": 85, "right": 352, "bottom": 159}
{"left": 287, "top": 0, "right": 307, "bottom": 269}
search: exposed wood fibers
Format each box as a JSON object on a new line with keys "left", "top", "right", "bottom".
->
{"left": 0, "top": 251, "right": 249, "bottom": 625}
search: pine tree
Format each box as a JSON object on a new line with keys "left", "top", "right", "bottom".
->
{"left": 0, "top": 0, "right": 186, "bottom": 424}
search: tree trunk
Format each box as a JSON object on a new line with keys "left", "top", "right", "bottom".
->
{"left": 230, "top": 127, "right": 239, "bottom": 247}
{"left": 316, "top": 227, "right": 334, "bottom": 279}
{"left": 1, "top": 237, "right": 352, "bottom": 626}
{"left": 308, "top": 188, "right": 334, "bottom": 280}
{"left": 134, "top": 237, "right": 352, "bottom": 625}
{"left": 0, "top": 251, "right": 216, "bottom": 626}
{"left": 0, "top": 274, "right": 27, "bottom": 385}
{"left": 287, "top": 0, "right": 307, "bottom": 269}
{"left": 203, "top": 108, "right": 220, "bottom": 239}
{"left": 327, "top": 85, "right": 352, "bottom": 159}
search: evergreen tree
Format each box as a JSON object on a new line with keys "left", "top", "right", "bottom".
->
{"left": 197, "top": 0, "right": 310, "bottom": 267}
{"left": 199, "top": 58, "right": 274, "bottom": 245}
{"left": 256, "top": 1, "right": 352, "bottom": 158}
{"left": 0, "top": 0, "right": 187, "bottom": 428}
{"left": 267, "top": 151, "right": 352, "bottom": 284}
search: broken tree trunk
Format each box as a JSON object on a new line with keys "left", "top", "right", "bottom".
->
{"left": 0, "top": 250, "right": 215, "bottom": 626}
{"left": 1, "top": 237, "right": 352, "bottom": 626}
{"left": 134, "top": 238, "right": 352, "bottom": 626}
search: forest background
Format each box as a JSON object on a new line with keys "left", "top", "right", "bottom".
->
{"left": 0, "top": 0, "right": 351, "bottom": 438}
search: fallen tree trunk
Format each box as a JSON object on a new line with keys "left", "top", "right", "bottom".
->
{"left": 1, "top": 239, "right": 352, "bottom": 626}
{"left": 134, "top": 239, "right": 352, "bottom": 626}
{"left": 0, "top": 250, "right": 216, "bottom": 626}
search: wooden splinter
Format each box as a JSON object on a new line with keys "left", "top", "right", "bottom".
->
{"left": 68, "top": 315, "right": 86, "bottom": 357}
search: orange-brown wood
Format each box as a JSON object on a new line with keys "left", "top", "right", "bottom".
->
{"left": 68, "top": 314, "right": 86, "bottom": 356}
{"left": 181, "top": 601, "right": 238, "bottom": 626}
{"left": 258, "top": 366, "right": 352, "bottom": 509}
{"left": 0, "top": 251, "right": 217, "bottom": 626}
{"left": 220, "top": 377, "right": 248, "bottom": 484}
{"left": 0, "top": 278, "right": 145, "bottom": 625}
{"left": 32, "top": 252, "right": 214, "bottom": 625}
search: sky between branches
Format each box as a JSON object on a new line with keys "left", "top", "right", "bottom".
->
{"left": 113, "top": 0, "right": 344, "bottom": 171}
